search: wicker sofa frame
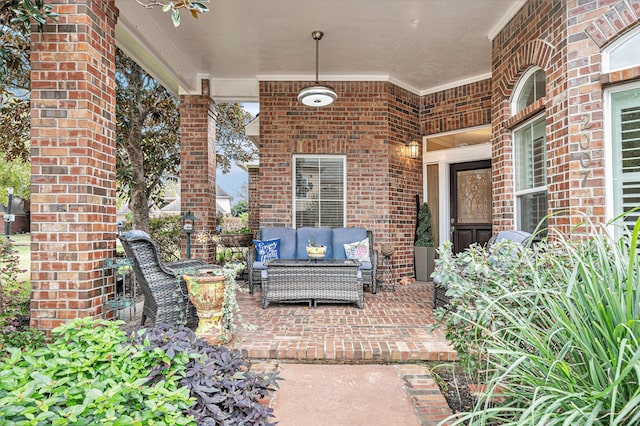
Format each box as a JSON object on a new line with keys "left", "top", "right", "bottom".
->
{"left": 119, "top": 230, "right": 217, "bottom": 326}
{"left": 247, "top": 227, "right": 378, "bottom": 295}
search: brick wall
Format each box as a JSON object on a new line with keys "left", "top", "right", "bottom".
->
{"left": 258, "top": 81, "right": 421, "bottom": 277}
{"left": 30, "top": 1, "right": 119, "bottom": 331}
{"left": 388, "top": 85, "right": 422, "bottom": 275}
{"left": 491, "top": 0, "right": 568, "bottom": 234}
{"left": 179, "top": 80, "right": 217, "bottom": 264}
{"left": 421, "top": 79, "right": 492, "bottom": 136}
{"left": 247, "top": 166, "right": 260, "bottom": 232}
{"left": 566, "top": 0, "right": 640, "bottom": 232}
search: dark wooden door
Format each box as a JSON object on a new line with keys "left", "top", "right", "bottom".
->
{"left": 450, "top": 160, "right": 492, "bottom": 253}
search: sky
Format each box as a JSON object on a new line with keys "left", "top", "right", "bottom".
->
{"left": 216, "top": 102, "right": 259, "bottom": 204}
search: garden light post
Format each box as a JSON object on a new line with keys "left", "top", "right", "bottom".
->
{"left": 4, "top": 187, "right": 14, "bottom": 237}
{"left": 182, "top": 210, "right": 197, "bottom": 259}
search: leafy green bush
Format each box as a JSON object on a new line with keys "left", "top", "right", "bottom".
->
{"left": 436, "top": 222, "right": 640, "bottom": 425}
{"left": 149, "top": 215, "right": 183, "bottom": 262}
{"left": 0, "top": 317, "right": 45, "bottom": 358}
{"left": 123, "top": 215, "right": 182, "bottom": 262}
{"left": 0, "top": 318, "right": 279, "bottom": 425}
{"left": 0, "top": 235, "right": 29, "bottom": 318}
{"left": 432, "top": 237, "right": 567, "bottom": 375}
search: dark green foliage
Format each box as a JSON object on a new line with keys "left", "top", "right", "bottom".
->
{"left": 232, "top": 200, "right": 248, "bottom": 217}
{"left": 0, "top": 318, "right": 280, "bottom": 425}
{"left": 123, "top": 215, "right": 182, "bottom": 262}
{"left": 415, "top": 202, "right": 434, "bottom": 247}
{"left": 434, "top": 219, "right": 640, "bottom": 425}
{"left": 0, "top": 317, "right": 45, "bottom": 358}
{"left": 149, "top": 215, "right": 183, "bottom": 262}
{"left": 133, "top": 324, "right": 280, "bottom": 425}
{"left": 0, "top": 236, "right": 27, "bottom": 318}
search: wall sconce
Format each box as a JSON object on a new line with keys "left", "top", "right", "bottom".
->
{"left": 406, "top": 140, "right": 420, "bottom": 159}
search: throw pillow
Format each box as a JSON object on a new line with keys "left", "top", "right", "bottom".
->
{"left": 254, "top": 239, "right": 281, "bottom": 263}
{"left": 343, "top": 238, "right": 370, "bottom": 263}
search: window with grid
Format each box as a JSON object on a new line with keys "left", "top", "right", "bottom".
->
{"left": 293, "top": 155, "right": 345, "bottom": 228}
{"left": 610, "top": 86, "right": 640, "bottom": 235}
{"left": 514, "top": 115, "right": 547, "bottom": 233}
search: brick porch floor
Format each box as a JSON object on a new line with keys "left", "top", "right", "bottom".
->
{"left": 226, "top": 280, "right": 456, "bottom": 363}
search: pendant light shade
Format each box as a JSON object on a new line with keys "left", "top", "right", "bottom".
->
{"left": 298, "top": 31, "right": 337, "bottom": 107}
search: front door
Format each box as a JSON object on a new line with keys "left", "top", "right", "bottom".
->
{"left": 450, "top": 160, "right": 492, "bottom": 253}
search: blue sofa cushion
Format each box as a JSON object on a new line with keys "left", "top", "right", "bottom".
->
{"left": 262, "top": 227, "right": 297, "bottom": 259}
{"left": 358, "top": 261, "right": 372, "bottom": 270}
{"left": 332, "top": 227, "right": 368, "bottom": 259}
{"left": 253, "top": 261, "right": 267, "bottom": 270}
{"left": 296, "top": 227, "right": 333, "bottom": 259}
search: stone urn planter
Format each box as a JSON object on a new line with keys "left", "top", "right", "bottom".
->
{"left": 183, "top": 269, "right": 227, "bottom": 343}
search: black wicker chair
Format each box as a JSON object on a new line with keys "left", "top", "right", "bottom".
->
{"left": 118, "top": 230, "right": 218, "bottom": 326}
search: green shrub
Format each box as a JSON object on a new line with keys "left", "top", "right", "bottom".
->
{"left": 123, "top": 215, "right": 183, "bottom": 262}
{"left": 0, "top": 236, "right": 29, "bottom": 319}
{"left": 0, "top": 317, "right": 45, "bottom": 357}
{"left": 0, "top": 318, "right": 279, "bottom": 425}
{"left": 436, "top": 221, "right": 640, "bottom": 425}
{"left": 432, "top": 237, "right": 567, "bottom": 375}
{"left": 149, "top": 215, "right": 183, "bottom": 262}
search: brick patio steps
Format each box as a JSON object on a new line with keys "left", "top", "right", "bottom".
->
{"left": 227, "top": 281, "right": 457, "bottom": 363}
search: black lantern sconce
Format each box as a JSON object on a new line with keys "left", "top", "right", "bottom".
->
{"left": 181, "top": 210, "right": 197, "bottom": 259}
{"left": 406, "top": 139, "right": 421, "bottom": 159}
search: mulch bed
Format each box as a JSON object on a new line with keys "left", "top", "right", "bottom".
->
{"left": 432, "top": 365, "right": 476, "bottom": 415}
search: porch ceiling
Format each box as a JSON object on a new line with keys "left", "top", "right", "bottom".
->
{"left": 114, "top": 0, "right": 525, "bottom": 101}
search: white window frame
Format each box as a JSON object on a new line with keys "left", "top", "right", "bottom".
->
{"left": 604, "top": 80, "right": 640, "bottom": 236}
{"left": 510, "top": 66, "right": 545, "bottom": 116}
{"left": 512, "top": 114, "right": 548, "bottom": 233}
{"left": 292, "top": 154, "right": 347, "bottom": 228}
{"left": 602, "top": 27, "right": 640, "bottom": 73}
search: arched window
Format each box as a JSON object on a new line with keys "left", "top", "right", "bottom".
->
{"left": 511, "top": 68, "right": 547, "bottom": 233}
{"left": 512, "top": 67, "right": 545, "bottom": 115}
{"left": 603, "top": 27, "right": 640, "bottom": 72}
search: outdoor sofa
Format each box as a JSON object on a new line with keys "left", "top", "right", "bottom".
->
{"left": 247, "top": 226, "right": 378, "bottom": 295}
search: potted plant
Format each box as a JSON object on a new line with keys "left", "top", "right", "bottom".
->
{"left": 414, "top": 202, "right": 436, "bottom": 281}
{"left": 215, "top": 214, "right": 253, "bottom": 247}
{"left": 182, "top": 263, "right": 244, "bottom": 344}
{"left": 306, "top": 237, "right": 326, "bottom": 258}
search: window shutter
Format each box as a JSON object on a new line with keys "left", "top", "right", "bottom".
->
{"left": 294, "top": 156, "right": 345, "bottom": 228}
{"left": 617, "top": 104, "right": 640, "bottom": 231}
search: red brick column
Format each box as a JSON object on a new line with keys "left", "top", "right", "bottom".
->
{"left": 180, "top": 80, "right": 217, "bottom": 264}
{"left": 566, "top": 0, "right": 640, "bottom": 234}
{"left": 30, "top": 1, "right": 119, "bottom": 331}
{"left": 247, "top": 165, "right": 260, "bottom": 233}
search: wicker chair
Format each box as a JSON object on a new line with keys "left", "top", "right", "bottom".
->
{"left": 118, "top": 230, "right": 217, "bottom": 326}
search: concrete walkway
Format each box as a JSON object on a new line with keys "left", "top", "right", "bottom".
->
{"left": 237, "top": 282, "right": 455, "bottom": 425}
{"left": 253, "top": 361, "right": 452, "bottom": 426}
{"left": 125, "top": 280, "right": 455, "bottom": 425}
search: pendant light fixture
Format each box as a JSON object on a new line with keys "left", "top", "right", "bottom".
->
{"left": 298, "top": 31, "right": 338, "bottom": 107}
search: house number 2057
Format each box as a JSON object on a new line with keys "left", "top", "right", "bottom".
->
{"left": 579, "top": 114, "right": 592, "bottom": 187}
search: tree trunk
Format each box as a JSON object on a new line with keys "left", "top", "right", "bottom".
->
{"left": 125, "top": 66, "right": 150, "bottom": 233}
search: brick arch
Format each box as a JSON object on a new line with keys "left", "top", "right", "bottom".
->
{"left": 496, "top": 38, "right": 557, "bottom": 100}
{"left": 584, "top": 1, "right": 640, "bottom": 48}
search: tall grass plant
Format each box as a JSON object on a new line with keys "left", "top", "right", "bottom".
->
{"left": 437, "top": 220, "right": 640, "bottom": 425}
